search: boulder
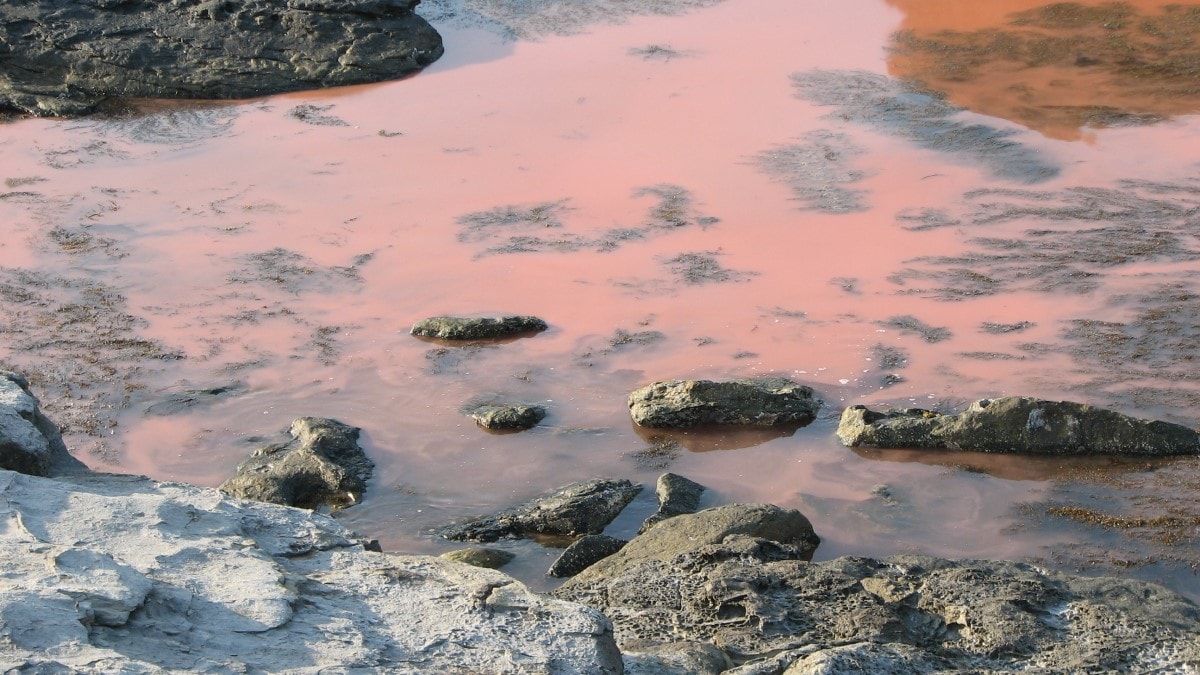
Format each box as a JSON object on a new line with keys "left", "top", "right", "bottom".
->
{"left": 639, "top": 472, "right": 706, "bottom": 533}
{"left": 548, "top": 534, "right": 627, "bottom": 578}
{"left": 0, "top": 0, "right": 443, "bottom": 117}
{"left": 838, "top": 396, "right": 1200, "bottom": 455}
{"left": 0, "top": 469, "right": 622, "bottom": 673}
{"left": 220, "top": 417, "right": 374, "bottom": 509}
{"left": 470, "top": 403, "right": 547, "bottom": 431}
{"left": 0, "top": 371, "right": 86, "bottom": 476}
{"left": 439, "top": 478, "right": 643, "bottom": 543}
{"left": 629, "top": 378, "right": 821, "bottom": 429}
{"left": 411, "top": 315, "right": 548, "bottom": 340}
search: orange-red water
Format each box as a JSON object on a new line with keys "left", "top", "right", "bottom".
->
{"left": 2, "top": 0, "right": 1199, "bottom": 595}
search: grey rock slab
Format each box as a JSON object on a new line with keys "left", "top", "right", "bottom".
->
{"left": 629, "top": 377, "right": 821, "bottom": 429}
{"left": 838, "top": 396, "right": 1200, "bottom": 455}
{"left": 0, "top": 371, "right": 87, "bottom": 476}
{"left": 470, "top": 403, "right": 547, "bottom": 431}
{"left": 639, "top": 472, "right": 706, "bottom": 534}
{"left": 0, "top": 469, "right": 623, "bottom": 673}
{"left": 548, "top": 534, "right": 627, "bottom": 578}
{"left": 410, "top": 315, "right": 549, "bottom": 340}
{"left": 220, "top": 417, "right": 374, "bottom": 509}
{"left": 439, "top": 478, "right": 643, "bottom": 543}
{"left": 0, "top": 0, "right": 444, "bottom": 117}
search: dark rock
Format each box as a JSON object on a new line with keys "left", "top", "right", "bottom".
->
{"left": 219, "top": 417, "right": 374, "bottom": 509}
{"left": 439, "top": 478, "right": 643, "bottom": 543}
{"left": 548, "top": 535, "right": 627, "bottom": 578}
{"left": 838, "top": 396, "right": 1200, "bottom": 455}
{"left": 0, "top": 371, "right": 86, "bottom": 476}
{"left": 440, "top": 547, "right": 515, "bottom": 570}
{"left": 629, "top": 377, "right": 821, "bottom": 429}
{"left": 0, "top": 0, "right": 443, "bottom": 117}
{"left": 470, "top": 404, "right": 546, "bottom": 431}
{"left": 144, "top": 384, "right": 242, "bottom": 416}
{"left": 410, "top": 315, "right": 548, "bottom": 340}
{"left": 639, "top": 473, "right": 706, "bottom": 534}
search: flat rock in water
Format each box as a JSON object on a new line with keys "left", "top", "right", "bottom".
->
{"left": 548, "top": 535, "right": 627, "bottom": 578}
{"left": 0, "top": 0, "right": 443, "bottom": 117}
{"left": 0, "top": 371, "right": 86, "bottom": 476}
{"left": 439, "top": 478, "right": 643, "bottom": 543}
{"left": 220, "top": 417, "right": 374, "bottom": 509}
{"left": 440, "top": 547, "right": 515, "bottom": 570}
{"left": 470, "top": 404, "right": 547, "bottom": 431}
{"left": 411, "top": 315, "right": 548, "bottom": 340}
{"left": 628, "top": 377, "right": 821, "bottom": 428}
{"left": 0, "top": 470, "right": 622, "bottom": 673}
{"left": 838, "top": 396, "right": 1200, "bottom": 455}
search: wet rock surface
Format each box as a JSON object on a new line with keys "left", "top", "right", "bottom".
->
{"left": 639, "top": 472, "right": 706, "bottom": 533}
{"left": 0, "top": 0, "right": 444, "bottom": 117}
{"left": 556, "top": 509, "right": 1200, "bottom": 673}
{"left": 0, "top": 469, "right": 621, "bottom": 673}
{"left": 629, "top": 377, "right": 821, "bottom": 429}
{"left": 440, "top": 546, "right": 516, "bottom": 569}
{"left": 219, "top": 417, "right": 375, "bottom": 509}
{"left": 0, "top": 371, "right": 85, "bottom": 476}
{"left": 548, "top": 534, "right": 627, "bottom": 578}
{"left": 839, "top": 396, "right": 1200, "bottom": 456}
{"left": 439, "top": 478, "right": 643, "bottom": 543}
{"left": 470, "top": 403, "right": 547, "bottom": 431}
{"left": 410, "top": 315, "right": 548, "bottom": 340}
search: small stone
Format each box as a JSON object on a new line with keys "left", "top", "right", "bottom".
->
{"left": 410, "top": 315, "right": 548, "bottom": 340}
{"left": 639, "top": 473, "right": 706, "bottom": 533}
{"left": 441, "top": 547, "right": 515, "bottom": 570}
{"left": 470, "top": 404, "right": 546, "bottom": 431}
{"left": 548, "top": 535, "right": 627, "bottom": 578}
{"left": 628, "top": 377, "right": 821, "bottom": 429}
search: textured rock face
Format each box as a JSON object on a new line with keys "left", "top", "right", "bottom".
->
{"left": 0, "top": 0, "right": 444, "bottom": 117}
{"left": 629, "top": 378, "right": 821, "bottom": 429}
{"left": 0, "top": 469, "right": 623, "bottom": 673}
{"left": 557, "top": 528, "right": 1200, "bottom": 673}
{"left": 839, "top": 396, "right": 1200, "bottom": 455}
{"left": 220, "top": 417, "right": 375, "bottom": 509}
{"left": 410, "top": 315, "right": 549, "bottom": 340}
{"left": 0, "top": 371, "right": 86, "bottom": 476}
{"left": 439, "top": 478, "right": 643, "bottom": 543}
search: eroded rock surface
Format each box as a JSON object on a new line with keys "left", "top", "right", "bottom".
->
{"left": 0, "top": 371, "right": 86, "bottom": 476}
{"left": 0, "top": 0, "right": 444, "bottom": 117}
{"left": 410, "top": 315, "right": 548, "bottom": 340}
{"left": 220, "top": 417, "right": 374, "bottom": 509}
{"left": 439, "top": 478, "right": 643, "bottom": 543}
{"left": 629, "top": 377, "right": 821, "bottom": 429}
{"left": 0, "top": 470, "right": 621, "bottom": 673}
{"left": 838, "top": 396, "right": 1200, "bottom": 455}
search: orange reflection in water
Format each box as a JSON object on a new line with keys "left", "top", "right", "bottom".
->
{"left": 886, "top": 0, "right": 1200, "bottom": 140}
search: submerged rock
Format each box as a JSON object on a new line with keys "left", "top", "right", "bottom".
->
{"left": 838, "top": 396, "right": 1200, "bottom": 455}
{"left": 548, "top": 534, "right": 627, "bottom": 578}
{"left": 220, "top": 417, "right": 374, "bottom": 509}
{"left": 470, "top": 403, "right": 547, "bottom": 431}
{"left": 439, "top": 478, "right": 643, "bottom": 543}
{"left": 0, "top": 469, "right": 622, "bottom": 673}
{"left": 410, "top": 315, "right": 548, "bottom": 340}
{"left": 440, "top": 547, "right": 515, "bottom": 570}
{"left": 639, "top": 472, "right": 706, "bottom": 533}
{"left": 628, "top": 377, "right": 821, "bottom": 428}
{"left": 0, "top": 371, "right": 86, "bottom": 476}
{"left": 0, "top": 0, "right": 443, "bottom": 117}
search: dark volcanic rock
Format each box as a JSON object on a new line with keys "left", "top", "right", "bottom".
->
{"left": 628, "top": 377, "right": 821, "bottom": 429}
{"left": 410, "top": 315, "right": 548, "bottom": 340}
{"left": 439, "top": 478, "right": 643, "bottom": 543}
{"left": 470, "top": 404, "right": 546, "bottom": 431}
{"left": 0, "top": 371, "right": 86, "bottom": 476}
{"left": 220, "top": 417, "right": 374, "bottom": 509}
{"left": 838, "top": 396, "right": 1200, "bottom": 456}
{"left": 548, "top": 534, "right": 627, "bottom": 578}
{"left": 0, "top": 0, "right": 444, "bottom": 117}
{"left": 639, "top": 472, "right": 705, "bottom": 534}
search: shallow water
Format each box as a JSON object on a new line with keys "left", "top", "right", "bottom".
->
{"left": 2, "top": 0, "right": 1199, "bottom": 597}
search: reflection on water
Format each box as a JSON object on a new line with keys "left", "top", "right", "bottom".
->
{"left": 1, "top": 0, "right": 1199, "bottom": 600}
{"left": 887, "top": 0, "right": 1200, "bottom": 140}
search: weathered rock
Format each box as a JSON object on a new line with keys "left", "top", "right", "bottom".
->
{"left": 622, "top": 639, "right": 731, "bottom": 675}
{"left": 0, "top": 0, "right": 443, "bottom": 117}
{"left": 410, "top": 315, "right": 548, "bottom": 340}
{"left": 0, "top": 371, "right": 86, "bottom": 476}
{"left": 629, "top": 377, "right": 821, "bottom": 429}
{"left": 470, "top": 403, "right": 547, "bottom": 431}
{"left": 548, "top": 534, "right": 627, "bottom": 578}
{"left": 440, "top": 547, "right": 515, "bottom": 569}
{"left": 440, "top": 478, "right": 643, "bottom": 543}
{"left": 557, "top": 528, "right": 1200, "bottom": 673}
{"left": 0, "top": 469, "right": 622, "bottom": 673}
{"left": 219, "top": 417, "right": 374, "bottom": 509}
{"left": 639, "top": 472, "right": 706, "bottom": 533}
{"left": 838, "top": 396, "right": 1200, "bottom": 455}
